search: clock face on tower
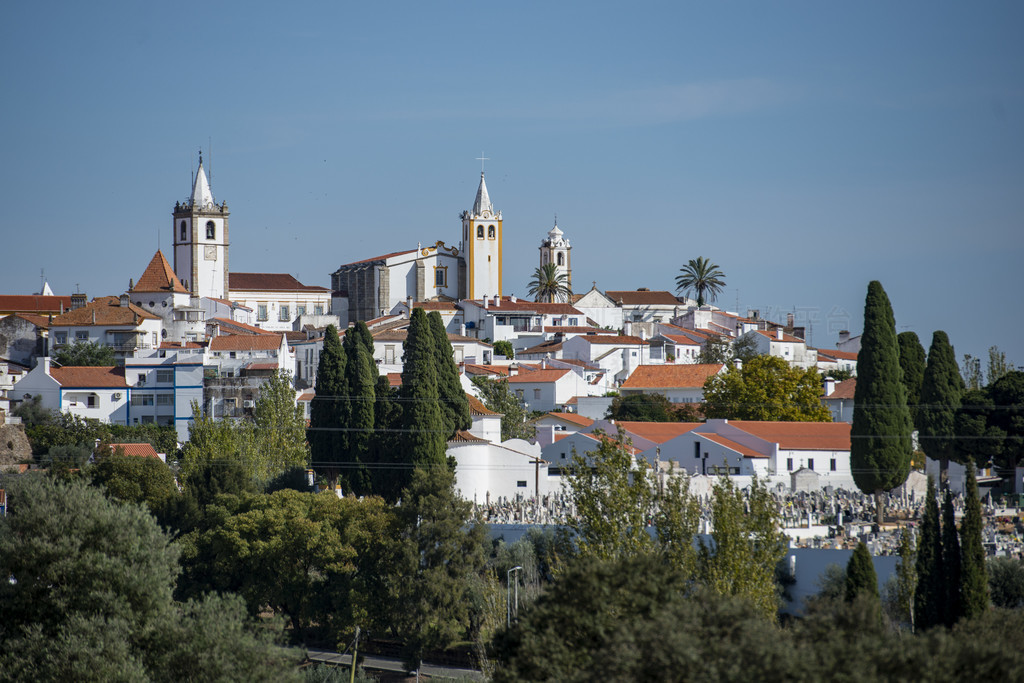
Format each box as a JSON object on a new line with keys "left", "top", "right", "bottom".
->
{"left": 204, "top": 245, "right": 217, "bottom": 261}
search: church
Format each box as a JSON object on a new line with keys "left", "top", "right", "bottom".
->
{"left": 331, "top": 170, "right": 534, "bottom": 324}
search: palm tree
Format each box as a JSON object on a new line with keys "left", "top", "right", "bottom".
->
{"left": 528, "top": 263, "right": 573, "bottom": 303}
{"left": 675, "top": 256, "right": 726, "bottom": 307}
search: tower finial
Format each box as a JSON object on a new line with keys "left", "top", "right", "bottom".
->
{"left": 198, "top": 148, "right": 203, "bottom": 166}
{"left": 475, "top": 151, "right": 489, "bottom": 174}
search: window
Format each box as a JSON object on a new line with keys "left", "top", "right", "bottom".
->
{"left": 206, "top": 221, "right": 216, "bottom": 239}
{"left": 156, "top": 370, "right": 173, "bottom": 383}
{"left": 694, "top": 443, "right": 701, "bottom": 458}
{"left": 279, "top": 305, "right": 290, "bottom": 321}
{"left": 488, "top": 225, "right": 495, "bottom": 239}
{"left": 569, "top": 317, "right": 578, "bottom": 326}
{"left": 786, "top": 458, "right": 793, "bottom": 471}
{"left": 223, "top": 398, "right": 236, "bottom": 411}
{"left": 561, "top": 452, "right": 567, "bottom": 460}
{"left": 313, "top": 304, "right": 324, "bottom": 315}
{"left": 517, "top": 481, "right": 527, "bottom": 488}
{"left": 180, "top": 221, "right": 187, "bottom": 240}
{"left": 515, "top": 389, "right": 524, "bottom": 399}
{"left": 477, "top": 225, "right": 484, "bottom": 239}
{"left": 87, "top": 395, "right": 97, "bottom": 408}
{"left": 296, "top": 305, "right": 306, "bottom": 317}
{"left": 453, "top": 346, "right": 464, "bottom": 363}
{"left": 533, "top": 388, "right": 541, "bottom": 400}
{"left": 830, "top": 458, "right": 837, "bottom": 472}
{"left": 76, "top": 331, "right": 89, "bottom": 341}
{"left": 157, "top": 394, "right": 174, "bottom": 406}
{"left": 557, "top": 252, "right": 563, "bottom": 265}
{"left": 385, "top": 345, "right": 396, "bottom": 364}
{"left": 257, "top": 304, "right": 268, "bottom": 321}
{"left": 435, "top": 267, "right": 447, "bottom": 287}
{"left": 55, "top": 332, "right": 67, "bottom": 345}
{"left": 807, "top": 458, "right": 814, "bottom": 471}
{"left": 141, "top": 415, "right": 155, "bottom": 424}
{"left": 131, "top": 394, "right": 154, "bottom": 406}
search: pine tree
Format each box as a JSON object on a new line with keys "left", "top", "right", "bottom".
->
{"left": 918, "top": 331, "right": 963, "bottom": 479}
{"left": 898, "top": 331, "right": 927, "bottom": 425}
{"left": 400, "top": 309, "right": 447, "bottom": 479}
{"left": 845, "top": 542, "right": 879, "bottom": 603}
{"left": 960, "top": 462, "right": 990, "bottom": 619}
{"left": 914, "top": 476, "right": 943, "bottom": 630}
{"left": 342, "top": 322, "right": 376, "bottom": 495}
{"left": 941, "top": 486, "right": 963, "bottom": 626}
{"left": 428, "top": 311, "right": 471, "bottom": 437}
{"left": 851, "top": 281, "right": 913, "bottom": 523}
{"left": 308, "top": 325, "right": 347, "bottom": 489}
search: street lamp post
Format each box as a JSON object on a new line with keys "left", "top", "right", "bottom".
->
{"left": 507, "top": 565, "right": 523, "bottom": 628}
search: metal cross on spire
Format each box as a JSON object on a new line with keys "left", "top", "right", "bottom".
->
{"left": 475, "top": 152, "right": 489, "bottom": 173}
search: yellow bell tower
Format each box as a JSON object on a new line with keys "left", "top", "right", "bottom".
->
{"left": 461, "top": 171, "right": 502, "bottom": 300}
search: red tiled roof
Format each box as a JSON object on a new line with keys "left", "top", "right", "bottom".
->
{"left": 10, "top": 313, "right": 52, "bottom": 328}
{"left": 448, "top": 429, "right": 490, "bottom": 444}
{"left": 51, "top": 296, "right": 160, "bottom": 327}
{"left": 133, "top": 251, "right": 188, "bottom": 293}
{"left": 467, "top": 393, "right": 501, "bottom": 416}
{"left": 335, "top": 249, "right": 419, "bottom": 268}
{"left": 160, "top": 341, "right": 206, "bottom": 349}
{"left": 818, "top": 348, "right": 859, "bottom": 361}
{"left": 620, "top": 364, "right": 724, "bottom": 389}
{"left": 606, "top": 290, "right": 683, "bottom": 306}
{"left": 415, "top": 301, "right": 459, "bottom": 311}
{"left": 387, "top": 372, "right": 403, "bottom": 388}
{"left": 576, "top": 431, "right": 642, "bottom": 455}
{"left": 544, "top": 412, "right": 594, "bottom": 428}
{"left": 464, "top": 297, "right": 583, "bottom": 315}
{"left": 661, "top": 334, "right": 702, "bottom": 346}
{"left": 729, "top": 421, "right": 851, "bottom": 451}
{"left": 753, "top": 330, "right": 805, "bottom": 344}
{"left": 543, "top": 326, "right": 609, "bottom": 334}
{"left": 577, "top": 335, "right": 648, "bottom": 346}
{"left": 507, "top": 369, "right": 570, "bottom": 383}
{"left": 824, "top": 378, "right": 856, "bottom": 400}
{"left": 50, "top": 366, "right": 128, "bottom": 388}
{"left": 699, "top": 433, "right": 765, "bottom": 457}
{"left": 616, "top": 421, "right": 701, "bottom": 444}
{"left": 245, "top": 362, "right": 279, "bottom": 371}
{"left": 297, "top": 391, "right": 314, "bottom": 402}
{"left": 209, "top": 334, "right": 284, "bottom": 351}
{"left": 463, "top": 364, "right": 509, "bottom": 377}
{"left": 107, "top": 443, "right": 160, "bottom": 458}
{"left": 209, "top": 317, "right": 277, "bottom": 335}
{"left": 228, "top": 273, "right": 330, "bottom": 292}
{"left": 0, "top": 295, "right": 72, "bottom": 314}
{"left": 519, "top": 340, "right": 563, "bottom": 355}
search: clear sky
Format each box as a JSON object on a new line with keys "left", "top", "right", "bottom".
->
{"left": 2, "top": 2, "right": 1022, "bottom": 367}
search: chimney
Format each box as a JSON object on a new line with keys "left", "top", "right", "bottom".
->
{"left": 776, "top": 329, "right": 783, "bottom": 340}
{"left": 494, "top": 295, "right": 500, "bottom": 307}
{"left": 119, "top": 293, "right": 130, "bottom": 307}
{"left": 839, "top": 330, "right": 850, "bottom": 343}
{"left": 483, "top": 296, "right": 488, "bottom": 309}
{"left": 406, "top": 295, "right": 413, "bottom": 311}
{"left": 787, "top": 312, "right": 795, "bottom": 328}
{"left": 824, "top": 377, "right": 836, "bottom": 397}
{"left": 510, "top": 294, "right": 517, "bottom": 303}
{"left": 733, "top": 357, "right": 743, "bottom": 371}
{"left": 71, "top": 293, "right": 87, "bottom": 311}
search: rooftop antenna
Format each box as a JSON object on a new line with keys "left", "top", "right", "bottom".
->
{"left": 40, "top": 268, "right": 45, "bottom": 294}
{"left": 476, "top": 151, "right": 489, "bottom": 173}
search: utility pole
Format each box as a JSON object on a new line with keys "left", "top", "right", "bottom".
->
{"left": 349, "top": 626, "right": 360, "bottom": 683}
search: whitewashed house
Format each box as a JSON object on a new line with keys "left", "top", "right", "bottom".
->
{"left": 560, "top": 334, "right": 650, "bottom": 384}
{"left": 49, "top": 296, "right": 163, "bottom": 359}
{"left": 743, "top": 329, "right": 819, "bottom": 369}
{"left": 618, "top": 364, "right": 725, "bottom": 404}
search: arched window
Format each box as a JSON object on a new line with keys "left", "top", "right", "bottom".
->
{"left": 477, "top": 225, "right": 484, "bottom": 239}
{"left": 180, "top": 221, "right": 187, "bottom": 241}
{"left": 488, "top": 225, "right": 496, "bottom": 239}
{"left": 206, "top": 221, "right": 216, "bottom": 239}
{"left": 557, "top": 252, "right": 564, "bottom": 266}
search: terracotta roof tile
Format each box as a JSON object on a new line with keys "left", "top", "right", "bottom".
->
{"left": 520, "top": 340, "right": 563, "bottom": 355}
{"left": 133, "top": 251, "right": 188, "bottom": 293}
{"left": 463, "top": 364, "right": 509, "bottom": 376}
{"left": 0, "top": 295, "right": 72, "bottom": 314}
{"left": 448, "top": 430, "right": 490, "bottom": 444}
{"left": 387, "top": 372, "right": 402, "bottom": 388}
{"left": 818, "top": 348, "right": 859, "bottom": 361}
{"left": 107, "top": 443, "right": 161, "bottom": 458}
{"left": 824, "top": 378, "right": 856, "bottom": 400}
{"left": 11, "top": 313, "right": 52, "bottom": 328}
{"left": 544, "top": 412, "right": 594, "bottom": 428}
{"left": 606, "top": 290, "right": 683, "bottom": 306}
{"left": 729, "top": 421, "right": 851, "bottom": 451}
{"left": 209, "top": 317, "right": 277, "bottom": 335}
{"left": 209, "top": 334, "right": 284, "bottom": 352}
{"left": 464, "top": 297, "right": 582, "bottom": 315}
{"left": 616, "top": 421, "right": 701, "bottom": 444}
{"left": 699, "top": 433, "right": 765, "bottom": 457}
{"left": 753, "top": 330, "right": 805, "bottom": 343}
{"left": 228, "top": 273, "right": 329, "bottom": 292}
{"left": 578, "top": 335, "right": 648, "bottom": 345}
{"left": 51, "top": 297, "right": 160, "bottom": 327}
{"left": 620, "top": 364, "right": 724, "bottom": 389}
{"left": 507, "top": 369, "right": 571, "bottom": 383}
{"left": 50, "top": 366, "right": 128, "bottom": 388}
{"left": 467, "top": 393, "right": 501, "bottom": 416}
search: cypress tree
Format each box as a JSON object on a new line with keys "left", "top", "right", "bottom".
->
{"left": 372, "top": 374, "right": 403, "bottom": 500}
{"left": 400, "top": 309, "right": 447, "bottom": 480}
{"left": 914, "top": 476, "right": 943, "bottom": 630}
{"left": 898, "top": 331, "right": 926, "bottom": 425}
{"left": 844, "top": 541, "right": 879, "bottom": 603}
{"left": 851, "top": 281, "right": 913, "bottom": 524}
{"left": 960, "top": 462, "right": 990, "bottom": 619}
{"left": 308, "top": 324, "right": 348, "bottom": 488}
{"left": 918, "top": 331, "right": 964, "bottom": 479}
{"left": 428, "top": 311, "right": 471, "bottom": 438}
{"left": 342, "top": 322, "right": 376, "bottom": 495}
{"left": 941, "top": 486, "right": 963, "bottom": 626}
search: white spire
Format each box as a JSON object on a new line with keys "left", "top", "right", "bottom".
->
{"left": 190, "top": 156, "right": 215, "bottom": 208}
{"left": 472, "top": 172, "right": 493, "bottom": 217}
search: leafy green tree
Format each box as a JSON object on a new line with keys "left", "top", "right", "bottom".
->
{"left": 960, "top": 462, "right": 990, "bottom": 619}
{"left": 606, "top": 392, "right": 679, "bottom": 422}
{"left": 703, "top": 354, "right": 832, "bottom": 421}
{"left": 565, "top": 429, "right": 657, "bottom": 561}
{"left": 309, "top": 324, "right": 348, "bottom": 487}
{"left": 941, "top": 486, "right": 963, "bottom": 626}
{"left": 893, "top": 527, "right": 917, "bottom": 629}
{"left": 697, "top": 476, "right": 787, "bottom": 619}
{"left": 731, "top": 332, "right": 761, "bottom": 364}
{"left": 471, "top": 376, "right": 534, "bottom": 441}
{"left": 674, "top": 256, "right": 726, "bottom": 307}
{"left": 845, "top": 542, "right": 879, "bottom": 603}
{"left": 43, "top": 442, "right": 92, "bottom": 477}
{"left": 429, "top": 311, "right": 471, "bottom": 437}
{"left": 181, "top": 402, "right": 257, "bottom": 481}
{"left": 696, "top": 336, "right": 733, "bottom": 364}
{"left": 252, "top": 371, "right": 310, "bottom": 482}
{"left": 918, "top": 331, "right": 964, "bottom": 476}
{"left": 527, "top": 263, "right": 572, "bottom": 303}
{"left": 389, "top": 465, "right": 489, "bottom": 670}
{"left": 954, "top": 387, "right": 1003, "bottom": 469}
{"left": 914, "top": 476, "right": 943, "bottom": 630}
{"left": 987, "top": 345, "right": 1013, "bottom": 385}
{"left": 53, "top": 339, "right": 115, "bottom": 366}
{"left": 987, "top": 556, "right": 1024, "bottom": 609}
{"left": 654, "top": 465, "right": 700, "bottom": 577}
{"left": 851, "top": 281, "right": 913, "bottom": 524}
{"left": 961, "top": 353, "right": 984, "bottom": 390}
{"left": 987, "top": 370, "right": 1024, "bottom": 469}
{"left": 91, "top": 450, "right": 176, "bottom": 512}
{"left": 492, "top": 339, "right": 514, "bottom": 359}
{"left": 898, "top": 331, "right": 927, "bottom": 424}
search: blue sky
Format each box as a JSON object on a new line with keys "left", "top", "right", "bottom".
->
{"left": 2, "top": 2, "right": 1022, "bottom": 367}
